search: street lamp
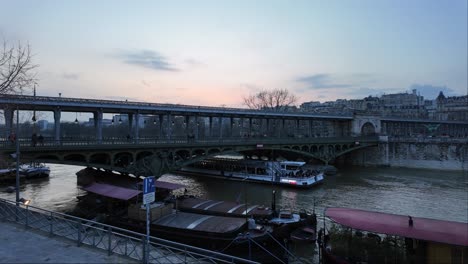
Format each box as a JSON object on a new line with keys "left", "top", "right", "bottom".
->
{"left": 19, "top": 198, "right": 31, "bottom": 207}
{"left": 15, "top": 106, "right": 20, "bottom": 205}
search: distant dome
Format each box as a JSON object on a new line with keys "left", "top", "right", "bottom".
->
{"left": 436, "top": 91, "right": 446, "bottom": 101}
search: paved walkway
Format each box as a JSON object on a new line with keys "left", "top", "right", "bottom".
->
{"left": 0, "top": 221, "right": 136, "bottom": 263}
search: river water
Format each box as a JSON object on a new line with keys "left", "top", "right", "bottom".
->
{"left": 1, "top": 164, "right": 466, "bottom": 261}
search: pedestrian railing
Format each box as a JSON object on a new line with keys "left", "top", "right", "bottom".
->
{"left": 0, "top": 198, "right": 258, "bottom": 264}
{"left": 0, "top": 135, "right": 380, "bottom": 149}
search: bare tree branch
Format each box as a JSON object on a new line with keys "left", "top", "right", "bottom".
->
{"left": 243, "top": 88, "right": 297, "bottom": 111}
{"left": 0, "top": 40, "right": 37, "bottom": 95}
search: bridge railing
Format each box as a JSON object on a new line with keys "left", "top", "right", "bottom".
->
{"left": 0, "top": 135, "right": 380, "bottom": 150}
{"left": 0, "top": 198, "right": 257, "bottom": 264}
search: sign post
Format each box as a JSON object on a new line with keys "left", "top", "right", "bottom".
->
{"left": 143, "top": 176, "right": 155, "bottom": 263}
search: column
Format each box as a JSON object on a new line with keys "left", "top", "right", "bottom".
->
{"left": 308, "top": 119, "right": 313, "bottom": 138}
{"left": 295, "top": 119, "right": 299, "bottom": 136}
{"left": 54, "top": 109, "right": 61, "bottom": 142}
{"left": 185, "top": 116, "right": 190, "bottom": 139}
{"left": 218, "top": 117, "right": 223, "bottom": 139}
{"left": 209, "top": 116, "right": 213, "bottom": 139}
{"left": 128, "top": 113, "right": 134, "bottom": 140}
{"left": 94, "top": 110, "right": 103, "bottom": 144}
{"left": 239, "top": 117, "right": 244, "bottom": 137}
{"left": 194, "top": 116, "right": 199, "bottom": 140}
{"left": 282, "top": 119, "right": 286, "bottom": 138}
{"left": 158, "top": 114, "right": 164, "bottom": 139}
{"left": 134, "top": 112, "right": 140, "bottom": 143}
{"left": 230, "top": 117, "right": 234, "bottom": 138}
{"left": 266, "top": 119, "right": 270, "bottom": 137}
{"left": 248, "top": 118, "right": 252, "bottom": 137}
{"left": 4, "top": 108, "right": 13, "bottom": 137}
{"left": 167, "top": 114, "right": 172, "bottom": 140}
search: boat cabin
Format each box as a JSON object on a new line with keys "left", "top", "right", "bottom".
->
{"left": 321, "top": 207, "right": 468, "bottom": 264}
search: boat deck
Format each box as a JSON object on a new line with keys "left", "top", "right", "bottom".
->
{"left": 177, "top": 196, "right": 273, "bottom": 218}
{"left": 153, "top": 211, "right": 247, "bottom": 234}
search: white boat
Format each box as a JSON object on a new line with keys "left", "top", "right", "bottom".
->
{"left": 179, "top": 158, "right": 324, "bottom": 188}
{"left": 20, "top": 163, "right": 50, "bottom": 179}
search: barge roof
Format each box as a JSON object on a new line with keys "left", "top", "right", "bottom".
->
{"left": 83, "top": 183, "right": 141, "bottom": 200}
{"left": 326, "top": 207, "right": 468, "bottom": 247}
{"left": 153, "top": 211, "right": 247, "bottom": 234}
{"left": 178, "top": 197, "right": 272, "bottom": 217}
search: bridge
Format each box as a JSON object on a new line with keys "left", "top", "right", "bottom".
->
{"left": 1, "top": 94, "right": 467, "bottom": 176}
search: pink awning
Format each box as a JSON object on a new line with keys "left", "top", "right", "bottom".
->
{"left": 326, "top": 208, "right": 468, "bottom": 246}
{"left": 137, "top": 180, "right": 185, "bottom": 191}
{"left": 84, "top": 183, "right": 141, "bottom": 201}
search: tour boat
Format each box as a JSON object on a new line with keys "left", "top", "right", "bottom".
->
{"left": 178, "top": 158, "right": 325, "bottom": 188}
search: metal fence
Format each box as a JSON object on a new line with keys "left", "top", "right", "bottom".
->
{"left": 0, "top": 135, "right": 380, "bottom": 149}
{"left": 0, "top": 198, "right": 258, "bottom": 264}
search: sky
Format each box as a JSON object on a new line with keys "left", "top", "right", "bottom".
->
{"left": 1, "top": 0, "right": 467, "bottom": 107}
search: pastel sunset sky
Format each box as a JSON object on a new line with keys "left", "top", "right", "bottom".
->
{"left": 1, "top": 0, "right": 467, "bottom": 107}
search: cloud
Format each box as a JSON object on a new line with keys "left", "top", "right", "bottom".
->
{"left": 409, "top": 84, "right": 457, "bottom": 99}
{"left": 185, "top": 58, "right": 204, "bottom": 67}
{"left": 296, "top": 74, "right": 351, "bottom": 89}
{"left": 117, "top": 50, "right": 178, "bottom": 71}
{"left": 62, "top": 72, "right": 79, "bottom": 80}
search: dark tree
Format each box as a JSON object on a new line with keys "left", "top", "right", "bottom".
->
{"left": 0, "top": 40, "right": 37, "bottom": 95}
{"left": 243, "top": 88, "right": 297, "bottom": 111}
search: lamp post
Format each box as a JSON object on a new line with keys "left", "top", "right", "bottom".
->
{"left": 15, "top": 105, "right": 20, "bottom": 205}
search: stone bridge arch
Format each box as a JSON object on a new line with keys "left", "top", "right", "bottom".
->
{"left": 351, "top": 115, "right": 381, "bottom": 136}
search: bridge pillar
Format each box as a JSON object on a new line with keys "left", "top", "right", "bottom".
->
{"left": 134, "top": 113, "right": 140, "bottom": 143}
{"left": 218, "top": 117, "right": 223, "bottom": 139}
{"left": 53, "top": 109, "right": 61, "bottom": 142}
{"left": 308, "top": 120, "right": 313, "bottom": 137}
{"left": 209, "top": 116, "right": 213, "bottom": 138}
{"left": 3, "top": 108, "right": 13, "bottom": 137}
{"left": 295, "top": 120, "right": 299, "bottom": 136}
{"left": 194, "top": 116, "right": 199, "bottom": 140}
{"left": 266, "top": 119, "right": 270, "bottom": 137}
{"left": 167, "top": 114, "right": 173, "bottom": 140}
{"left": 93, "top": 110, "right": 103, "bottom": 144}
{"left": 185, "top": 116, "right": 190, "bottom": 139}
{"left": 158, "top": 114, "right": 164, "bottom": 139}
{"left": 128, "top": 113, "right": 134, "bottom": 139}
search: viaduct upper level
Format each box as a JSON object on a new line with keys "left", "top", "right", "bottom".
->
{"left": 1, "top": 95, "right": 467, "bottom": 142}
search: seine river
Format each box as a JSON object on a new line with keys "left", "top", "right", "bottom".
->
{"left": 1, "top": 164, "right": 466, "bottom": 261}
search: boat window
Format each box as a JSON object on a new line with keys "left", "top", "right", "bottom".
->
{"left": 279, "top": 212, "right": 292, "bottom": 219}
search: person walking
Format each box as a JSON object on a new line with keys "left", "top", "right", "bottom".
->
{"left": 31, "top": 133, "right": 38, "bottom": 147}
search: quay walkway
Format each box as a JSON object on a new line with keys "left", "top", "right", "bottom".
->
{"left": 0, "top": 221, "right": 135, "bottom": 263}
{"left": 0, "top": 198, "right": 258, "bottom": 264}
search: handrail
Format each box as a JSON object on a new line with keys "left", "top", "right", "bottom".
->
{"left": 0, "top": 136, "right": 380, "bottom": 150}
{"left": 0, "top": 198, "right": 258, "bottom": 264}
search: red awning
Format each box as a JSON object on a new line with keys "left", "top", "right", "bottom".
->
{"left": 84, "top": 183, "right": 141, "bottom": 201}
{"left": 326, "top": 208, "right": 468, "bottom": 247}
{"left": 137, "top": 180, "right": 185, "bottom": 191}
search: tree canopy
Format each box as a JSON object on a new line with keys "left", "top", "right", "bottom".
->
{"left": 0, "top": 40, "right": 37, "bottom": 95}
{"left": 243, "top": 88, "right": 297, "bottom": 111}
